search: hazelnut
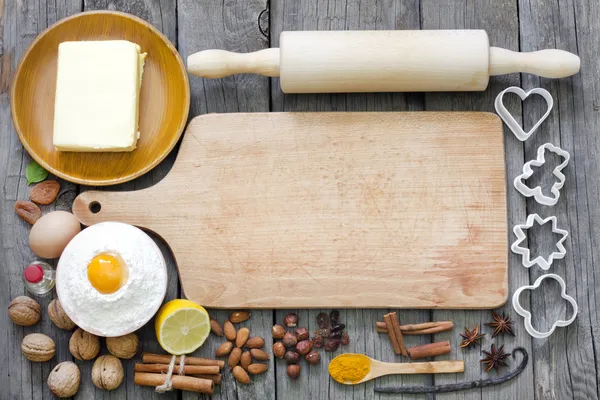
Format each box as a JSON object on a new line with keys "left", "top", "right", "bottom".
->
{"left": 284, "top": 350, "right": 300, "bottom": 364}
{"left": 305, "top": 351, "right": 321, "bottom": 365}
{"left": 273, "top": 342, "right": 286, "bottom": 359}
{"left": 8, "top": 296, "right": 40, "bottom": 326}
{"left": 296, "top": 339, "right": 313, "bottom": 356}
{"left": 69, "top": 328, "right": 100, "bottom": 360}
{"left": 92, "top": 355, "right": 124, "bottom": 391}
{"left": 21, "top": 333, "right": 55, "bottom": 362}
{"left": 272, "top": 324, "right": 286, "bottom": 339}
{"left": 48, "top": 299, "right": 76, "bottom": 330}
{"left": 287, "top": 364, "right": 301, "bottom": 379}
{"left": 106, "top": 333, "right": 139, "bottom": 359}
{"left": 282, "top": 332, "right": 298, "bottom": 347}
{"left": 295, "top": 327, "right": 309, "bottom": 341}
{"left": 284, "top": 313, "right": 298, "bottom": 327}
{"left": 48, "top": 361, "right": 80, "bottom": 397}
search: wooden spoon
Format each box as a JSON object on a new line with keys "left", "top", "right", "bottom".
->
{"left": 329, "top": 354, "right": 464, "bottom": 385}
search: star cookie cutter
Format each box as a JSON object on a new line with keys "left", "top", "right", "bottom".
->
{"left": 495, "top": 87, "right": 553, "bottom": 141}
{"left": 512, "top": 273, "right": 578, "bottom": 339}
{"left": 514, "top": 143, "right": 570, "bottom": 206}
{"left": 511, "top": 214, "right": 568, "bottom": 270}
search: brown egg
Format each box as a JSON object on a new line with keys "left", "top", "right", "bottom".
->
{"left": 29, "top": 211, "right": 81, "bottom": 259}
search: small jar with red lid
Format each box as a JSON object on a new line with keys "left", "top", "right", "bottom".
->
{"left": 23, "top": 261, "right": 55, "bottom": 295}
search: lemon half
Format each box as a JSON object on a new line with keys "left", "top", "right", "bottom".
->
{"left": 155, "top": 299, "right": 210, "bottom": 355}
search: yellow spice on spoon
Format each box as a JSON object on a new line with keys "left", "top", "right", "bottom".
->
{"left": 328, "top": 353, "right": 371, "bottom": 383}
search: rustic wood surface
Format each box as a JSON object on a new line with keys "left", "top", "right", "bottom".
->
{"left": 0, "top": 0, "right": 595, "bottom": 399}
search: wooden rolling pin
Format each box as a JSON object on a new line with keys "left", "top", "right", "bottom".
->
{"left": 187, "top": 30, "right": 580, "bottom": 93}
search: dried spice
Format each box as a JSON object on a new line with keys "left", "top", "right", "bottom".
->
{"left": 312, "top": 336, "right": 325, "bottom": 349}
{"left": 341, "top": 332, "right": 350, "bottom": 345}
{"left": 330, "top": 310, "right": 340, "bottom": 325}
{"left": 331, "top": 323, "right": 345, "bottom": 333}
{"left": 485, "top": 311, "right": 516, "bottom": 338}
{"left": 314, "top": 328, "right": 330, "bottom": 338}
{"left": 325, "top": 339, "right": 341, "bottom": 352}
{"left": 316, "top": 312, "right": 330, "bottom": 329}
{"left": 459, "top": 325, "right": 485, "bottom": 348}
{"left": 481, "top": 344, "right": 510, "bottom": 373}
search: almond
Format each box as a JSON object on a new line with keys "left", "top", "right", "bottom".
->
{"left": 240, "top": 351, "right": 252, "bottom": 371}
{"left": 232, "top": 365, "right": 250, "bottom": 384}
{"left": 250, "top": 348, "right": 270, "bottom": 361}
{"left": 15, "top": 201, "right": 41, "bottom": 224}
{"left": 236, "top": 327, "right": 250, "bottom": 348}
{"left": 248, "top": 363, "right": 268, "bottom": 375}
{"left": 30, "top": 180, "right": 60, "bottom": 205}
{"left": 210, "top": 318, "right": 224, "bottom": 336}
{"left": 228, "top": 347, "right": 242, "bottom": 369}
{"left": 216, "top": 341, "right": 233, "bottom": 357}
{"left": 245, "top": 336, "right": 265, "bottom": 349}
{"left": 224, "top": 320, "right": 236, "bottom": 341}
{"left": 229, "top": 311, "right": 251, "bottom": 323}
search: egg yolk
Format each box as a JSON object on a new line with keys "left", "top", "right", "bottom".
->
{"left": 87, "top": 253, "right": 128, "bottom": 294}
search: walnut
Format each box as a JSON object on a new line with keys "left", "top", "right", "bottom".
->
{"left": 106, "top": 333, "right": 139, "bottom": 359}
{"left": 21, "top": 333, "right": 55, "bottom": 362}
{"left": 8, "top": 296, "right": 40, "bottom": 326}
{"left": 48, "top": 299, "right": 76, "bottom": 330}
{"left": 48, "top": 361, "right": 80, "bottom": 397}
{"left": 69, "top": 328, "right": 100, "bottom": 360}
{"left": 91, "top": 355, "right": 124, "bottom": 391}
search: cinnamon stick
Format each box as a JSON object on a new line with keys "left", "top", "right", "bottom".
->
{"left": 376, "top": 321, "right": 454, "bottom": 335}
{"left": 408, "top": 340, "right": 451, "bottom": 360}
{"left": 192, "top": 374, "right": 222, "bottom": 385}
{"left": 134, "top": 363, "right": 220, "bottom": 375}
{"left": 134, "top": 372, "right": 213, "bottom": 394}
{"left": 383, "top": 312, "right": 408, "bottom": 356}
{"left": 141, "top": 352, "right": 224, "bottom": 369}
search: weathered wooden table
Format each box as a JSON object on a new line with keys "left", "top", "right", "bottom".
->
{"left": 1, "top": 0, "right": 596, "bottom": 399}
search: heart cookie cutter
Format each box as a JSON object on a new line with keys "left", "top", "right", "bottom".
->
{"left": 495, "top": 87, "right": 553, "bottom": 141}
{"left": 511, "top": 214, "right": 568, "bottom": 270}
{"left": 512, "top": 273, "right": 578, "bottom": 339}
{"left": 514, "top": 143, "right": 570, "bottom": 206}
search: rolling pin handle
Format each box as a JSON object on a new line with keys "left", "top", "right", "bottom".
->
{"left": 187, "top": 48, "right": 280, "bottom": 78}
{"left": 489, "top": 47, "right": 580, "bottom": 79}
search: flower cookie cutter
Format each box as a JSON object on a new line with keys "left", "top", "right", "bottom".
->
{"left": 512, "top": 273, "right": 578, "bottom": 339}
{"left": 495, "top": 87, "right": 553, "bottom": 141}
{"left": 511, "top": 214, "right": 568, "bottom": 270}
{"left": 514, "top": 143, "right": 570, "bottom": 206}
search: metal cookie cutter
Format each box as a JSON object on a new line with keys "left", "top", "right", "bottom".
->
{"left": 512, "top": 273, "right": 578, "bottom": 339}
{"left": 495, "top": 87, "right": 553, "bottom": 141}
{"left": 514, "top": 143, "right": 570, "bottom": 206}
{"left": 511, "top": 214, "right": 568, "bottom": 270}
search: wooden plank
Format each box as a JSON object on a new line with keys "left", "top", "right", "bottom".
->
{"left": 518, "top": 0, "right": 599, "bottom": 398}
{"left": 81, "top": 1, "right": 179, "bottom": 399}
{"left": 420, "top": 1, "right": 535, "bottom": 399}
{"left": 0, "top": 1, "right": 81, "bottom": 399}
{"left": 176, "top": 0, "right": 273, "bottom": 399}
{"left": 269, "top": 1, "right": 433, "bottom": 399}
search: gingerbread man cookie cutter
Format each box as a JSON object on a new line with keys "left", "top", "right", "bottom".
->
{"left": 495, "top": 87, "right": 553, "bottom": 141}
{"left": 514, "top": 143, "right": 570, "bottom": 206}
{"left": 511, "top": 214, "right": 568, "bottom": 270}
{"left": 512, "top": 273, "right": 578, "bottom": 339}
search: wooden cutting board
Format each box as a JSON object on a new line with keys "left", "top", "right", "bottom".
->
{"left": 73, "top": 112, "right": 508, "bottom": 309}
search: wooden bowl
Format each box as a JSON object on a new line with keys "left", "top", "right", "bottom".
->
{"left": 10, "top": 11, "right": 190, "bottom": 186}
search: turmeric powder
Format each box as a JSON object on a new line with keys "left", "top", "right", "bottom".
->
{"left": 328, "top": 353, "right": 371, "bottom": 384}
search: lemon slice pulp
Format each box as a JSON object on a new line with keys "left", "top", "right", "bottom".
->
{"left": 155, "top": 299, "right": 210, "bottom": 355}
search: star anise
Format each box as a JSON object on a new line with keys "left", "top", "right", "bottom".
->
{"left": 459, "top": 325, "right": 486, "bottom": 348}
{"left": 481, "top": 344, "right": 510, "bottom": 373}
{"left": 486, "top": 311, "right": 516, "bottom": 338}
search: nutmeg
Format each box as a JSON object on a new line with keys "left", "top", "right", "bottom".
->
{"left": 295, "top": 327, "right": 309, "bottom": 341}
{"left": 250, "top": 348, "right": 270, "bottom": 361}
{"left": 216, "top": 341, "right": 233, "bottom": 357}
{"left": 282, "top": 332, "right": 298, "bottom": 347}
{"left": 305, "top": 351, "right": 321, "bottom": 365}
{"left": 296, "top": 339, "right": 313, "bottom": 356}
{"left": 236, "top": 327, "right": 250, "bottom": 348}
{"left": 106, "top": 333, "right": 139, "bottom": 359}
{"left": 229, "top": 311, "right": 251, "bottom": 323}
{"left": 284, "top": 350, "right": 300, "bottom": 364}
{"left": 21, "top": 333, "right": 55, "bottom": 362}
{"left": 245, "top": 336, "right": 265, "bottom": 349}
{"left": 273, "top": 342, "right": 285, "bottom": 359}
{"left": 284, "top": 313, "right": 298, "bottom": 327}
{"left": 272, "top": 324, "right": 286, "bottom": 339}
{"left": 48, "top": 299, "right": 76, "bottom": 330}
{"left": 8, "top": 296, "right": 40, "bottom": 326}
{"left": 48, "top": 361, "right": 80, "bottom": 397}
{"left": 287, "top": 364, "right": 301, "bottom": 379}
{"left": 69, "top": 328, "right": 100, "bottom": 361}
{"left": 92, "top": 355, "right": 124, "bottom": 391}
